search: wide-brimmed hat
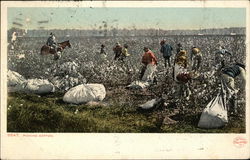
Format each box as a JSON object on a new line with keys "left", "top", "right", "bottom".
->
{"left": 192, "top": 47, "right": 200, "bottom": 54}
{"left": 160, "top": 39, "right": 166, "bottom": 45}
{"left": 179, "top": 50, "right": 187, "bottom": 55}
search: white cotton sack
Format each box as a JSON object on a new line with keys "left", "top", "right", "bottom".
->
{"left": 21, "top": 79, "right": 55, "bottom": 94}
{"left": 7, "top": 70, "right": 27, "bottom": 87}
{"left": 138, "top": 99, "right": 157, "bottom": 110}
{"left": 63, "top": 84, "right": 106, "bottom": 104}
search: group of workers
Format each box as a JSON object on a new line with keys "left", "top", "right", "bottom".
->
{"left": 109, "top": 39, "right": 245, "bottom": 114}
{"left": 45, "top": 33, "right": 246, "bottom": 115}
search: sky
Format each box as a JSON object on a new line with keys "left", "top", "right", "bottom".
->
{"left": 8, "top": 7, "right": 246, "bottom": 30}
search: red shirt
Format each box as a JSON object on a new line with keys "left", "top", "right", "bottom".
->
{"left": 142, "top": 50, "right": 157, "bottom": 65}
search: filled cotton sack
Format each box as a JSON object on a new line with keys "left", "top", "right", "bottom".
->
{"left": 18, "top": 79, "right": 55, "bottom": 94}
{"left": 7, "top": 70, "right": 26, "bottom": 87}
{"left": 138, "top": 98, "right": 164, "bottom": 110}
{"left": 141, "top": 64, "right": 157, "bottom": 82}
{"left": 63, "top": 84, "right": 106, "bottom": 104}
{"left": 138, "top": 99, "right": 157, "bottom": 110}
{"left": 198, "top": 92, "right": 228, "bottom": 129}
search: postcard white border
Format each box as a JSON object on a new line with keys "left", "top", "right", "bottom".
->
{"left": 1, "top": 1, "right": 250, "bottom": 159}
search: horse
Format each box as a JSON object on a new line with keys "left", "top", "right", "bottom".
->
{"left": 40, "top": 40, "right": 71, "bottom": 60}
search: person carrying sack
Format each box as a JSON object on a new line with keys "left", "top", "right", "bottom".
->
{"left": 140, "top": 47, "right": 157, "bottom": 82}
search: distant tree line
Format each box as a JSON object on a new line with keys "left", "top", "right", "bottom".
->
{"left": 8, "top": 27, "right": 246, "bottom": 38}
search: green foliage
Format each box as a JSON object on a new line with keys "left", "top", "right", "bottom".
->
{"left": 7, "top": 92, "right": 97, "bottom": 132}
{"left": 7, "top": 92, "right": 245, "bottom": 133}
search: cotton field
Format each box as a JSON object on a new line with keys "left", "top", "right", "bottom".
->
{"left": 7, "top": 34, "right": 246, "bottom": 132}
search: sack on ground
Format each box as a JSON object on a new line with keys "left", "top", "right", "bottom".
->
{"left": 198, "top": 91, "right": 228, "bottom": 129}
{"left": 17, "top": 79, "right": 55, "bottom": 94}
{"left": 126, "top": 81, "right": 151, "bottom": 89}
{"left": 7, "top": 70, "right": 26, "bottom": 87}
{"left": 141, "top": 64, "right": 156, "bottom": 82}
{"left": 63, "top": 84, "right": 106, "bottom": 104}
{"left": 139, "top": 99, "right": 157, "bottom": 109}
{"left": 138, "top": 98, "right": 163, "bottom": 110}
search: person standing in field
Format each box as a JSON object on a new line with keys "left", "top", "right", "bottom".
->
{"left": 176, "top": 43, "right": 183, "bottom": 54}
{"left": 120, "top": 44, "right": 130, "bottom": 61}
{"left": 215, "top": 45, "right": 232, "bottom": 69}
{"left": 160, "top": 39, "right": 173, "bottom": 68}
{"left": 140, "top": 47, "right": 158, "bottom": 82}
{"left": 174, "top": 42, "right": 183, "bottom": 66}
{"left": 99, "top": 44, "right": 107, "bottom": 61}
{"left": 113, "top": 42, "right": 123, "bottom": 60}
{"left": 100, "top": 44, "right": 106, "bottom": 55}
{"left": 10, "top": 31, "right": 18, "bottom": 50}
{"left": 191, "top": 47, "right": 202, "bottom": 73}
{"left": 173, "top": 50, "right": 192, "bottom": 100}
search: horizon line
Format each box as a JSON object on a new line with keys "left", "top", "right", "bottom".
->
{"left": 8, "top": 26, "right": 246, "bottom": 31}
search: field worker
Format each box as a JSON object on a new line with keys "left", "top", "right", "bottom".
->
{"left": 215, "top": 45, "right": 232, "bottom": 69}
{"left": 140, "top": 47, "right": 157, "bottom": 82}
{"left": 160, "top": 39, "right": 173, "bottom": 67}
{"left": 113, "top": 42, "right": 123, "bottom": 60}
{"left": 100, "top": 44, "right": 106, "bottom": 55}
{"left": 221, "top": 63, "right": 246, "bottom": 114}
{"left": 174, "top": 50, "right": 188, "bottom": 69}
{"left": 173, "top": 50, "right": 191, "bottom": 100}
{"left": 99, "top": 44, "right": 107, "bottom": 61}
{"left": 11, "top": 31, "right": 17, "bottom": 44}
{"left": 46, "top": 32, "right": 57, "bottom": 51}
{"left": 10, "top": 31, "right": 18, "bottom": 50}
{"left": 176, "top": 43, "right": 183, "bottom": 54}
{"left": 191, "top": 47, "right": 202, "bottom": 72}
{"left": 120, "top": 44, "right": 130, "bottom": 61}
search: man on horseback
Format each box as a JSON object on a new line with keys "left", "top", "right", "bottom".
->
{"left": 46, "top": 32, "right": 58, "bottom": 51}
{"left": 45, "top": 32, "right": 65, "bottom": 60}
{"left": 41, "top": 33, "right": 71, "bottom": 60}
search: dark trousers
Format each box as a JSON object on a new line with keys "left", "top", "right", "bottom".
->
{"left": 114, "top": 52, "right": 121, "bottom": 60}
{"left": 139, "top": 65, "right": 147, "bottom": 80}
{"left": 164, "top": 56, "right": 171, "bottom": 67}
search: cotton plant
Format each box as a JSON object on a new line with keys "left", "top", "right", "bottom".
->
{"left": 7, "top": 35, "right": 246, "bottom": 111}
